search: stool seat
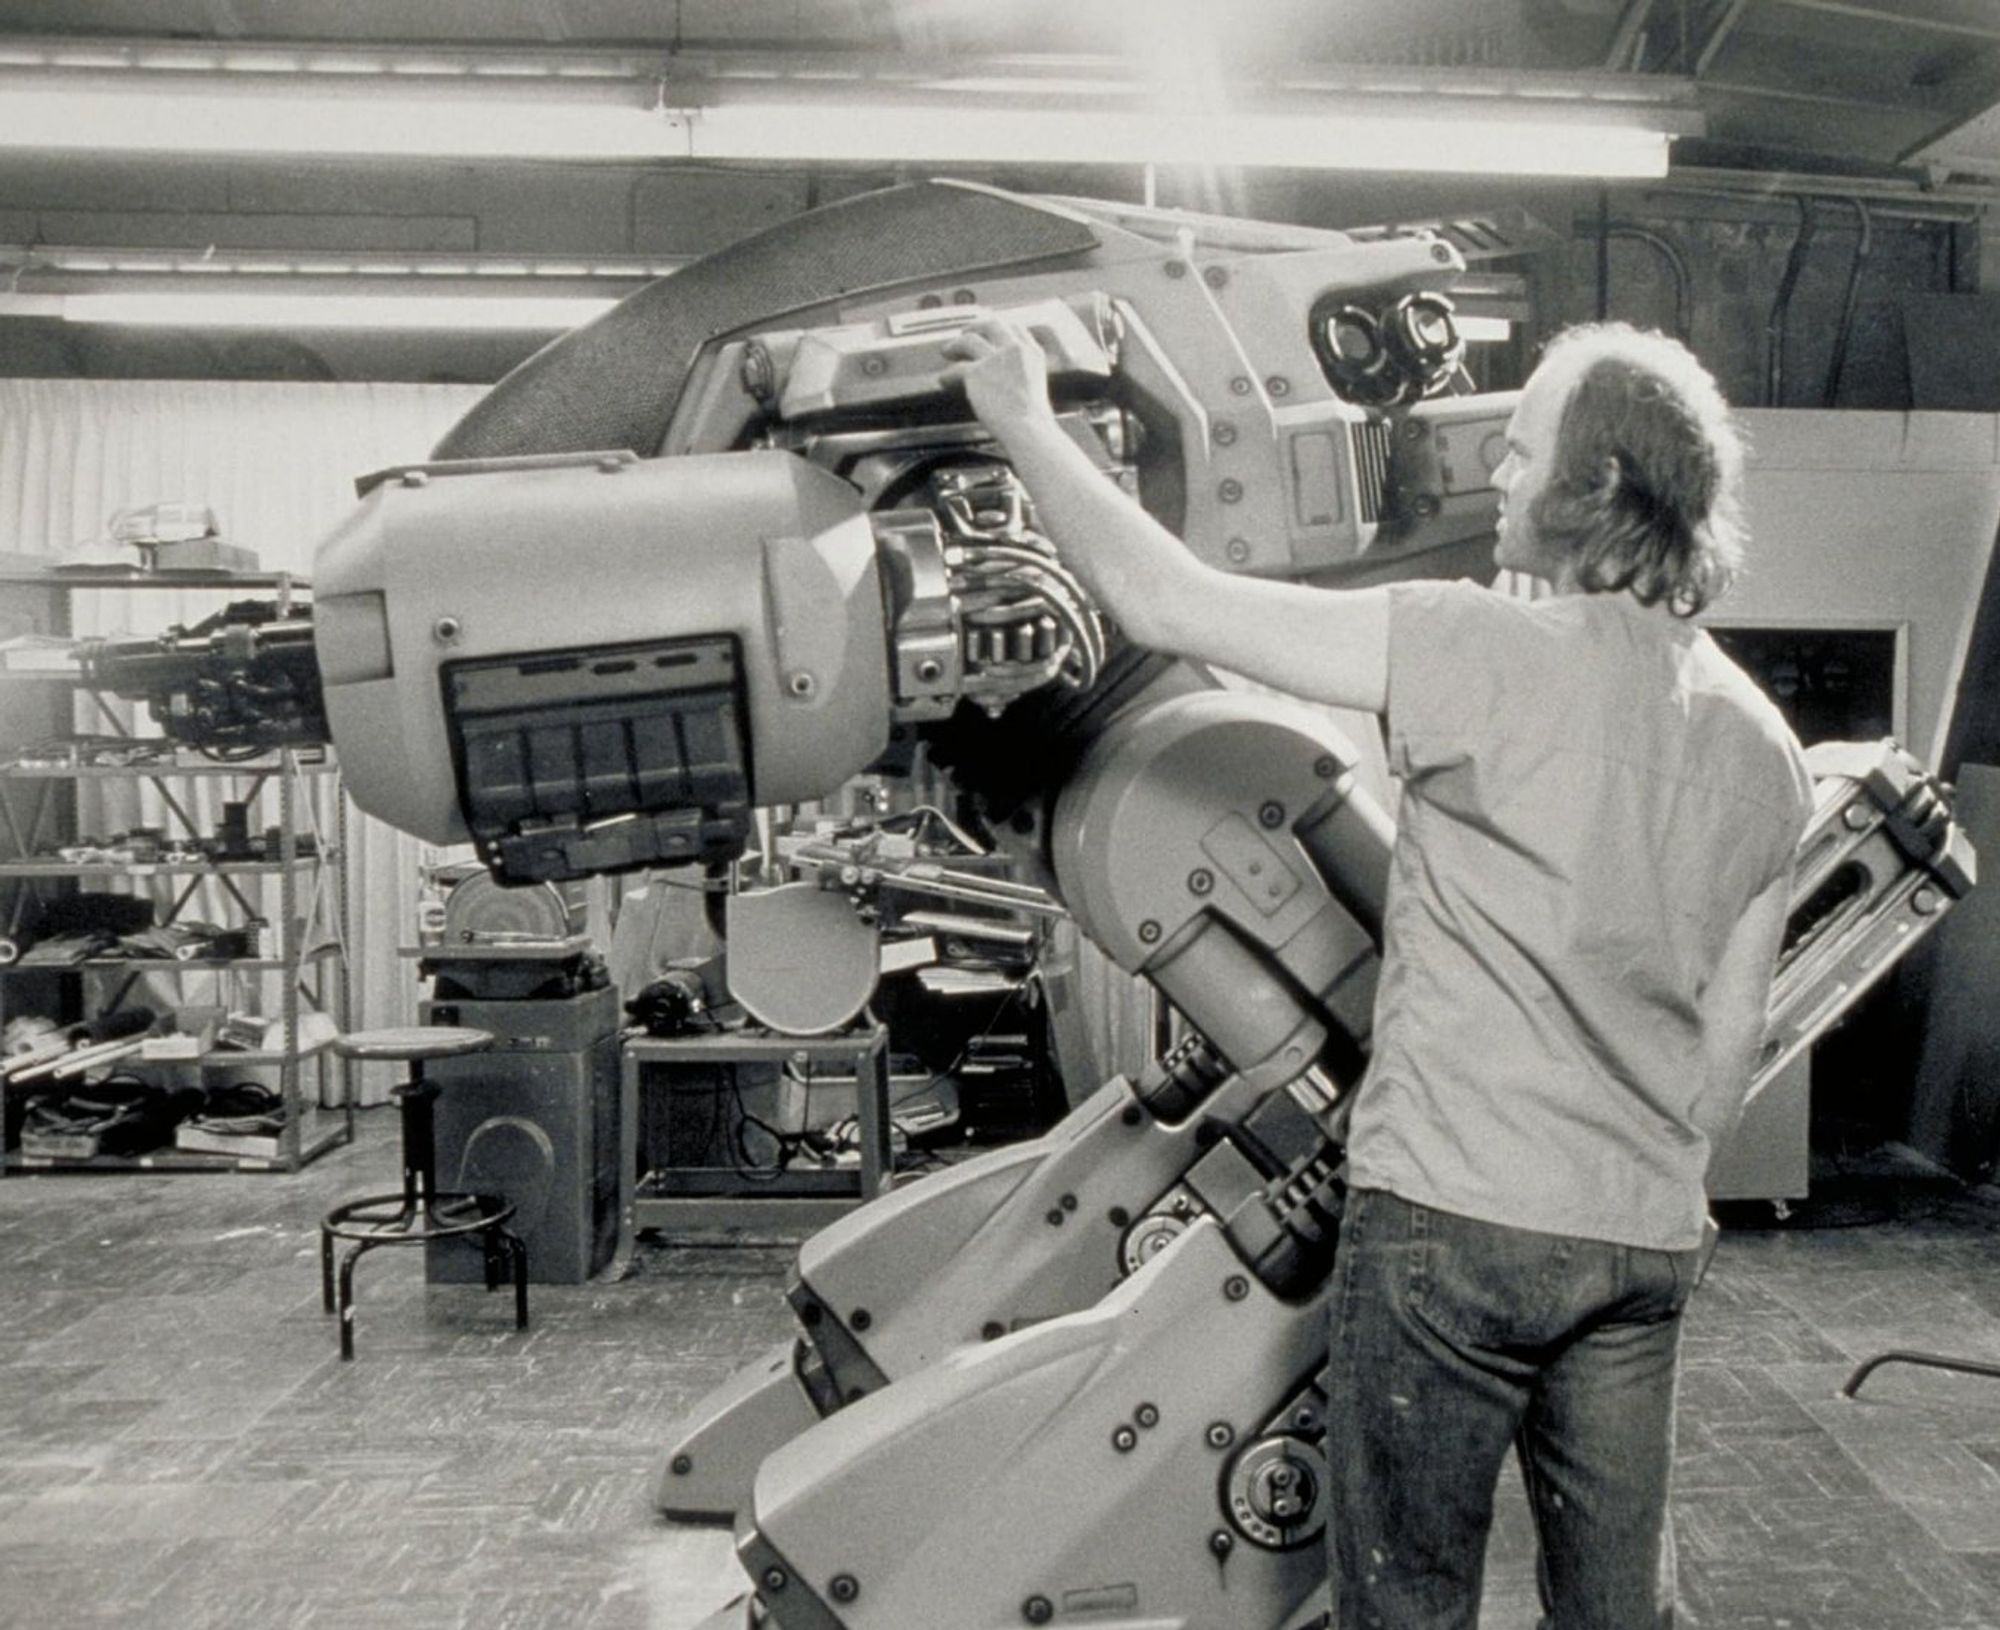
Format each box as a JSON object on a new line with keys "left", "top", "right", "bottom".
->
{"left": 332, "top": 1025, "right": 493, "bottom": 1063}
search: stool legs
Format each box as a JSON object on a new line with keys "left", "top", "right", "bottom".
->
{"left": 509, "top": 1229, "right": 529, "bottom": 1331}
{"left": 319, "top": 1065, "right": 529, "bottom": 1360}
{"left": 325, "top": 1207, "right": 527, "bottom": 1361}
{"left": 337, "top": 1238, "right": 367, "bottom": 1363}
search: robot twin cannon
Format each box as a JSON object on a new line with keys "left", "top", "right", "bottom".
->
{"left": 78, "top": 182, "right": 1974, "bottom": 1630}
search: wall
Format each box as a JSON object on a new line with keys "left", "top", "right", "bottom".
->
{"left": 1722, "top": 409, "right": 2000, "bottom": 768}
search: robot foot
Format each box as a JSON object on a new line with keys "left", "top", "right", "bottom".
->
{"left": 658, "top": 1339, "right": 826, "bottom": 1521}
{"left": 731, "top": 1218, "right": 1333, "bottom": 1630}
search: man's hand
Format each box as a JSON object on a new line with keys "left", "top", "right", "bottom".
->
{"left": 940, "top": 312, "right": 1391, "bottom": 713}
{"left": 939, "top": 318, "right": 1060, "bottom": 452}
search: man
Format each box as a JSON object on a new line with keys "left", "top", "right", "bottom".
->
{"left": 941, "top": 317, "right": 1814, "bottom": 1629}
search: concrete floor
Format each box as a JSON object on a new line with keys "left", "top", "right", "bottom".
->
{"left": 1, "top": 1108, "right": 1998, "bottom": 1630}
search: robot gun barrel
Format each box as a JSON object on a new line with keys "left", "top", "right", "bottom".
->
{"left": 76, "top": 601, "right": 331, "bottom": 752}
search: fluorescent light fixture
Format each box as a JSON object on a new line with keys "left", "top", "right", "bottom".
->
{"left": 0, "top": 291, "right": 617, "bottom": 329}
{"left": 0, "top": 60, "right": 1686, "bottom": 177}
{"left": 689, "top": 106, "right": 1671, "bottom": 178}
{"left": 0, "top": 87, "right": 687, "bottom": 160}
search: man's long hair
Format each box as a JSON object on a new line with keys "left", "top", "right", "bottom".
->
{"left": 1529, "top": 323, "right": 1746, "bottom": 618}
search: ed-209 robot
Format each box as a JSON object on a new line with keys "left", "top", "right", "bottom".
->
{"left": 83, "top": 183, "right": 1974, "bottom": 1630}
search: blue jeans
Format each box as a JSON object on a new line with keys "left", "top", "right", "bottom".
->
{"left": 1325, "top": 1187, "right": 1701, "bottom": 1630}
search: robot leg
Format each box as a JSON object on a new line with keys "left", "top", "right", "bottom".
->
{"left": 699, "top": 1215, "right": 1335, "bottom": 1630}
{"left": 657, "top": 1053, "right": 1309, "bottom": 1520}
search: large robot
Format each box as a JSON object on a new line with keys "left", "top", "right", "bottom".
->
{"left": 80, "top": 183, "right": 1975, "bottom": 1630}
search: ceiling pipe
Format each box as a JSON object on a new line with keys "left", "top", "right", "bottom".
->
{"left": 1766, "top": 195, "right": 1817, "bottom": 407}
{"left": 1606, "top": 221, "right": 1695, "bottom": 340}
{"left": 1823, "top": 197, "right": 1873, "bottom": 408}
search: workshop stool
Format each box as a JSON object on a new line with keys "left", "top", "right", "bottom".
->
{"left": 319, "top": 1026, "right": 528, "bottom": 1360}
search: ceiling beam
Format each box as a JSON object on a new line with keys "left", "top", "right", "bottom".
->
{"left": 1605, "top": 0, "right": 1660, "bottom": 70}
{"left": 1702, "top": 74, "right": 1934, "bottom": 115}
{"left": 1695, "top": 0, "right": 1755, "bottom": 77}
{"left": 1767, "top": 0, "right": 2000, "bottom": 45}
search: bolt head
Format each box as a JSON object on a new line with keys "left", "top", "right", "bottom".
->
{"left": 670, "top": 1454, "right": 692, "bottom": 1475}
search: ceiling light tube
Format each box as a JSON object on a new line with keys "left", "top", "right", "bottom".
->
{"left": 0, "top": 291, "right": 619, "bottom": 330}
{"left": 687, "top": 103, "right": 1671, "bottom": 176}
{"left": 0, "top": 65, "right": 1685, "bottom": 176}
{"left": 0, "top": 288, "right": 1522, "bottom": 343}
{"left": 0, "top": 82, "right": 686, "bottom": 160}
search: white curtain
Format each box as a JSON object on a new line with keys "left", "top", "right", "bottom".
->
{"left": 0, "top": 377, "right": 485, "bottom": 1103}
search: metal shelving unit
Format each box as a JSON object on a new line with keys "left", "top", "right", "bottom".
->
{"left": 0, "top": 568, "right": 352, "bottom": 1173}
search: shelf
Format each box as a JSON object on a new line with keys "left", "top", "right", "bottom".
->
{"left": 0, "top": 857, "right": 332, "bottom": 878}
{"left": 187, "top": 1037, "right": 338, "bottom": 1066}
{"left": 1, "top": 753, "right": 336, "bottom": 779}
{"left": 3, "top": 1115, "right": 350, "bottom": 1174}
{"left": 0, "top": 942, "right": 343, "bottom": 976}
{"left": 0, "top": 569, "right": 310, "bottom": 591}
{"left": 115, "top": 1036, "right": 338, "bottom": 1066}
